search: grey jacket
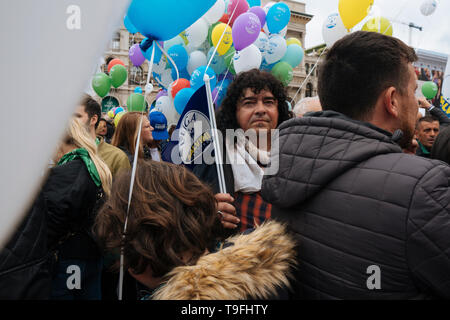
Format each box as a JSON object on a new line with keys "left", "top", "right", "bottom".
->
{"left": 262, "top": 111, "right": 450, "bottom": 299}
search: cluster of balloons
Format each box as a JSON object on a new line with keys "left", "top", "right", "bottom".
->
{"left": 322, "top": 0, "right": 393, "bottom": 49}
{"left": 323, "top": 0, "right": 439, "bottom": 49}
{"left": 92, "top": 59, "right": 128, "bottom": 97}
{"left": 123, "top": 0, "right": 304, "bottom": 124}
{"left": 107, "top": 106, "right": 126, "bottom": 127}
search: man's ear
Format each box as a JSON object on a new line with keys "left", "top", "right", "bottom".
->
{"left": 91, "top": 114, "right": 99, "bottom": 127}
{"left": 382, "top": 87, "right": 399, "bottom": 119}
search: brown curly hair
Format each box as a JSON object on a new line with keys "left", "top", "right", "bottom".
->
{"left": 94, "top": 160, "right": 222, "bottom": 278}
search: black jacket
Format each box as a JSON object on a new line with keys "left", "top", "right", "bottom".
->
{"left": 262, "top": 111, "right": 450, "bottom": 299}
{"left": 0, "top": 194, "right": 51, "bottom": 300}
{"left": 45, "top": 159, "right": 103, "bottom": 260}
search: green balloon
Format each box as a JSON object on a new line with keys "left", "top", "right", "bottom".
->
{"left": 92, "top": 73, "right": 111, "bottom": 98}
{"left": 110, "top": 64, "right": 128, "bottom": 88}
{"left": 422, "top": 81, "right": 438, "bottom": 99}
{"left": 127, "top": 93, "right": 146, "bottom": 112}
{"left": 223, "top": 46, "right": 236, "bottom": 75}
{"left": 271, "top": 62, "right": 293, "bottom": 87}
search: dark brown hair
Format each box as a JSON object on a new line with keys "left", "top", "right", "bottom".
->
{"left": 111, "top": 112, "right": 145, "bottom": 159}
{"left": 94, "top": 160, "right": 222, "bottom": 277}
{"left": 431, "top": 126, "right": 450, "bottom": 165}
{"left": 80, "top": 94, "right": 102, "bottom": 129}
{"left": 318, "top": 31, "right": 418, "bottom": 121}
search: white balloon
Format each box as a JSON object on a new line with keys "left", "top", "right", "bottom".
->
{"left": 442, "top": 75, "right": 450, "bottom": 100}
{"left": 254, "top": 31, "right": 269, "bottom": 55}
{"left": 322, "top": 13, "right": 349, "bottom": 48}
{"left": 185, "top": 18, "right": 209, "bottom": 48}
{"left": 265, "top": 34, "right": 287, "bottom": 64}
{"left": 420, "top": 0, "right": 437, "bottom": 16}
{"left": 203, "top": 0, "right": 226, "bottom": 24}
{"left": 187, "top": 51, "right": 207, "bottom": 75}
{"left": 0, "top": 0, "right": 130, "bottom": 248}
{"left": 263, "top": 23, "right": 287, "bottom": 37}
{"left": 155, "top": 96, "right": 179, "bottom": 127}
{"left": 233, "top": 44, "right": 262, "bottom": 74}
{"left": 164, "top": 36, "right": 186, "bottom": 50}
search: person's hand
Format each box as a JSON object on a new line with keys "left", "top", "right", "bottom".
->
{"left": 418, "top": 97, "right": 432, "bottom": 109}
{"left": 215, "top": 193, "right": 240, "bottom": 229}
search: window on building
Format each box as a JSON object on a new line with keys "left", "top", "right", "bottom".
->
{"left": 111, "top": 32, "right": 120, "bottom": 52}
{"left": 129, "top": 66, "right": 146, "bottom": 85}
{"left": 306, "top": 83, "right": 313, "bottom": 97}
{"left": 305, "top": 63, "right": 310, "bottom": 74}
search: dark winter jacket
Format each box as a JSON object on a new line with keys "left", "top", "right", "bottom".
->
{"left": 0, "top": 194, "right": 51, "bottom": 300}
{"left": 45, "top": 159, "right": 103, "bottom": 260}
{"left": 262, "top": 111, "right": 450, "bottom": 299}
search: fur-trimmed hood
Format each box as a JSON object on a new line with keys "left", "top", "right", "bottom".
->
{"left": 152, "top": 221, "right": 297, "bottom": 300}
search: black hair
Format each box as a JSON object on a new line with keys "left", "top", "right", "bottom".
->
{"left": 318, "top": 31, "right": 418, "bottom": 121}
{"left": 216, "top": 69, "right": 292, "bottom": 133}
{"left": 81, "top": 94, "right": 102, "bottom": 129}
{"left": 431, "top": 126, "right": 450, "bottom": 164}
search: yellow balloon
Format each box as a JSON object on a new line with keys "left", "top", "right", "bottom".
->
{"left": 362, "top": 17, "right": 393, "bottom": 36}
{"left": 286, "top": 37, "right": 302, "bottom": 47}
{"left": 107, "top": 110, "right": 115, "bottom": 118}
{"left": 114, "top": 111, "right": 126, "bottom": 127}
{"left": 339, "top": 0, "right": 374, "bottom": 30}
{"left": 212, "top": 23, "right": 233, "bottom": 56}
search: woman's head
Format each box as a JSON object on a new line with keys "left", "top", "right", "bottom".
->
{"left": 96, "top": 118, "right": 108, "bottom": 137}
{"left": 58, "top": 118, "right": 112, "bottom": 194}
{"left": 111, "top": 112, "right": 154, "bottom": 157}
{"left": 94, "top": 160, "right": 221, "bottom": 278}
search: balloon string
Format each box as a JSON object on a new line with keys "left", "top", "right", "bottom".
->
{"left": 118, "top": 92, "right": 145, "bottom": 301}
{"left": 205, "top": 0, "right": 239, "bottom": 74}
{"left": 145, "top": 43, "right": 156, "bottom": 95}
{"left": 213, "top": 67, "right": 230, "bottom": 105}
{"left": 156, "top": 41, "right": 179, "bottom": 82}
{"left": 290, "top": 48, "right": 326, "bottom": 105}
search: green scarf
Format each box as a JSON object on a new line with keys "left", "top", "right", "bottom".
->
{"left": 57, "top": 148, "right": 102, "bottom": 187}
{"left": 417, "top": 140, "right": 431, "bottom": 156}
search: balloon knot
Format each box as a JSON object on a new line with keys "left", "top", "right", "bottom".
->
{"left": 140, "top": 38, "right": 154, "bottom": 52}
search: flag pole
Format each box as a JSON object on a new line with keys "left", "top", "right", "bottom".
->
{"left": 204, "top": 74, "right": 227, "bottom": 194}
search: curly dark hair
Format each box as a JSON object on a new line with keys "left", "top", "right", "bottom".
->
{"left": 94, "top": 160, "right": 222, "bottom": 278}
{"left": 216, "top": 69, "right": 292, "bottom": 132}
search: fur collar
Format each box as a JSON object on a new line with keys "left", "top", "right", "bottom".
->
{"left": 152, "top": 221, "right": 297, "bottom": 300}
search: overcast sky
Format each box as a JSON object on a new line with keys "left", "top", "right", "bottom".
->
{"left": 300, "top": 0, "right": 450, "bottom": 61}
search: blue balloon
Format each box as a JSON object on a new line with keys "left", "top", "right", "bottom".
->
{"left": 190, "top": 66, "right": 217, "bottom": 90}
{"left": 168, "top": 44, "right": 189, "bottom": 70}
{"left": 247, "top": 0, "right": 261, "bottom": 7}
{"left": 281, "top": 44, "right": 304, "bottom": 68}
{"left": 214, "top": 79, "right": 232, "bottom": 107}
{"left": 207, "top": 48, "right": 226, "bottom": 75}
{"left": 124, "top": 15, "right": 138, "bottom": 34}
{"left": 142, "top": 39, "right": 163, "bottom": 64}
{"left": 171, "top": 68, "right": 190, "bottom": 81}
{"left": 127, "top": 0, "right": 216, "bottom": 41}
{"left": 260, "top": 60, "right": 276, "bottom": 71}
{"left": 134, "top": 87, "right": 143, "bottom": 94}
{"left": 266, "top": 3, "right": 291, "bottom": 34}
{"left": 174, "top": 87, "right": 195, "bottom": 115}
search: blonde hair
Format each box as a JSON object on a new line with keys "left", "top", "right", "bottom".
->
{"left": 65, "top": 118, "right": 112, "bottom": 195}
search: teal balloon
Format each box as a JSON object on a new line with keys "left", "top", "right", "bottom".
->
{"left": 247, "top": 0, "right": 261, "bottom": 7}
{"left": 127, "top": 93, "right": 146, "bottom": 112}
{"left": 124, "top": 15, "right": 138, "bottom": 34}
{"left": 422, "top": 81, "right": 439, "bottom": 99}
{"left": 190, "top": 66, "right": 217, "bottom": 90}
{"left": 271, "top": 62, "right": 293, "bottom": 86}
{"left": 126, "top": 0, "right": 216, "bottom": 41}
{"left": 110, "top": 64, "right": 128, "bottom": 88}
{"left": 281, "top": 44, "right": 304, "bottom": 68}
{"left": 207, "top": 47, "right": 226, "bottom": 75}
{"left": 174, "top": 87, "right": 195, "bottom": 114}
{"left": 266, "top": 3, "right": 291, "bottom": 34}
{"left": 92, "top": 73, "right": 111, "bottom": 98}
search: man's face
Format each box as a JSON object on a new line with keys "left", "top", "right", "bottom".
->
{"left": 74, "top": 105, "right": 94, "bottom": 129}
{"left": 416, "top": 120, "right": 440, "bottom": 150}
{"left": 236, "top": 88, "right": 279, "bottom": 133}
{"left": 397, "top": 64, "right": 420, "bottom": 150}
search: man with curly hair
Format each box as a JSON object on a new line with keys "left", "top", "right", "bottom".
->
{"left": 194, "top": 69, "right": 292, "bottom": 234}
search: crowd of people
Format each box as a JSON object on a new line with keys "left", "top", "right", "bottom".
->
{"left": 0, "top": 31, "right": 449, "bottom": 300}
